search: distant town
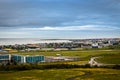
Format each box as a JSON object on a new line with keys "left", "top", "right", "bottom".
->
{"left": 0, "top": 38, "right": 120, "bottom": 52}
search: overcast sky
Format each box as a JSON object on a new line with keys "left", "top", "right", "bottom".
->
{"left": 0, "top": 0, "right": 120, "bottom": 39}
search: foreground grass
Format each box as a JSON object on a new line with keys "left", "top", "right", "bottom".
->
{"left": 1, "top": 49, "right": 120, "bottom": 80}
{"left": 0, "top": 68, "right": 120, "bottom": 80}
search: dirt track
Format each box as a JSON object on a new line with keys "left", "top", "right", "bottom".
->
{"left": 66, "top": 71, "right": 92, "bottom": 80}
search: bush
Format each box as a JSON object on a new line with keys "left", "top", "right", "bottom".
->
{"left": 112, "top": 65, "right": 120, "bottom": 69}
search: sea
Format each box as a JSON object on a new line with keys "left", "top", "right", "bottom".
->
{"left": 0, "top": 38, "right": 72, "bottom": 45}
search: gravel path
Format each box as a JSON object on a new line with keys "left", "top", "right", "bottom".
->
{"left": 88, "top": 57, "right": 120, "bottom": 67}
{"left": 88, "top": 57, "right": 103, "bottom": 66}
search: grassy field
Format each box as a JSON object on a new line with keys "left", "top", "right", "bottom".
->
{"left": 10, "top": 49, "right": 120, "bottom": 64}
{"left": 11, "top": 49, "right": 120, "bottom": 57}
{"left": 21, "top": 50, "right": 120, "bottom": 56}
{"left": 96, "top": 54, "right": 120, "bottom": 64}
{"left": 0, "top": 68, "right": 120, "bottom": 80}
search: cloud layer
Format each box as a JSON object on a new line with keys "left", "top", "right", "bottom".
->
{"left": 0, "top": 0, "right": 120, "bottom": 38}
{"left": 21, "top": 25, "right": 120, "bottom": 31}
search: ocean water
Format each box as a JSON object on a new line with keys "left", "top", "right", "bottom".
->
{"left": 0, "top": 38, "right": 71, "bottom": 45}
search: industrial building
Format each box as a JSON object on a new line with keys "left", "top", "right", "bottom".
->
{"left": 25, "top": 55, "right": 44, "bottom": 63}
{"left": 11, "top": 54, "right": 25, "bottom": 63}
{"left": 0, "top": 54, "right": 44, "bottom": 64}
{"left": 0, "top": 54, "right": 11, "bottom": 64}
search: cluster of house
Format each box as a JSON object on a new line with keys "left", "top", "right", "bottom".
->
{"left": 71, "top": 38, "right": 120, "bottom": 48}
{"left": 25, "top": 38, "right": 120, "bottom": 50}
{"left": 0, "top": 38, "right": 120, "bottom": 52}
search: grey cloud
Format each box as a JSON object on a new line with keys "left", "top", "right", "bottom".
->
{"left": 0, "top": 0, "right": 120, "bottom": 28}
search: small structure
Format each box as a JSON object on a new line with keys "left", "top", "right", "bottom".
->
{"left": 26, "top": 44, "right": 40, "bottom": 51}
{"left": 45, "top": 56, "right": 80, "bottom": 62}
{"left": 92, "top": 43, "right": 99, "bottom": 48}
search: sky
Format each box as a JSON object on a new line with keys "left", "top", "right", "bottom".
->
{"left": 0, "top": 0, "right": 120, "bottom": 39}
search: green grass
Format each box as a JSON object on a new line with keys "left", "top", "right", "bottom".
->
{"left": 12, "top": 49, "right": 120, "bottom": 57}
{"left": 0, "top": 68, "right": 120, "bottom": 80}
{"left": 11, "top": 49, "right": 120, "bottom": 64}
{"left": 96, "top": 54, "right": 120, "bottom": 64}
